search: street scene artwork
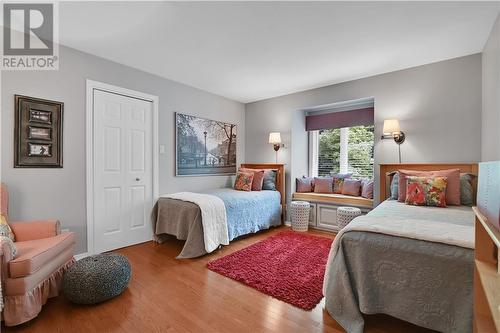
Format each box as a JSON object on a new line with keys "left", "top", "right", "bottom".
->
{"left": 176, "top": 113, "right": 237, "bottom": 176}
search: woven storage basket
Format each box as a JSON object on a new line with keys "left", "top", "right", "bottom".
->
{"left": 337, "top": 207, "right": 362, "bottom": 230}
{"left": 291, "top": 201, "right": 310, "bottom": 232}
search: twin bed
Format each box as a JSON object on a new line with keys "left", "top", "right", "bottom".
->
{"left": 324, "top": 163, "right": 477, "bottom": 333}
{"left": 153, "top": 163, "right": 285, "bottom": 258}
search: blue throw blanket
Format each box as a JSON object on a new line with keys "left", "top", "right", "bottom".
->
{"left": 203, "top": 188, "right": 281, "bottom": 241}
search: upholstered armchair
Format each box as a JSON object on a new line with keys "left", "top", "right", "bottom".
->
{"left": 0, "top": 183, "right": 75, "bottom": 326}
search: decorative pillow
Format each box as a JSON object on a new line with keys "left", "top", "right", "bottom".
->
{"left": 405, "top": 176, "right": 448, "bottom": 207}
{"left": 314, "top": 177, "right": 333, "bottom": 193}
{"left": 390, "top": 172, "right": 399, "bottom": 199}
{"left": 331, "top": 173, "right": 352, "bottom": 194}
{"left": 239, "top": 168, "right": 265, "bottom": 191}
{"left": 361, "top": 179, "right": 374, "bottom": 199}
{"left": 262, "top": 169, "right": 277, "bottom": 191}
{"left": 0, "top": 214, "right": 14, "bottom": 241}
{"left": 0, "top": 235, "right": 17, "bottom": 258}
{"left": 234, "top": 172, "right": 254, "bottom": 192}
{"left": 398, "top": 169, "right": 460, "bottom": 205}
{"left": 296, "top": 176, "right": 314, "bottom": 193}
{"left": 398, "top": 170, "right": 433, "bottom": 202}
{"left": 342, "top": 179, "right": 362, "bottom": 196}
{"left": 431, "top": 169, "right": 460, "bottom": 205}
{"left": 460, "top": 173, "right": 476, "bottom": 206}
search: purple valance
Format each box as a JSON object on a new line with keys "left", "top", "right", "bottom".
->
{"left": 305, "top": 107, "right": 374, "bottom": 131}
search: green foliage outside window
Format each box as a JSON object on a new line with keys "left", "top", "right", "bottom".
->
{"left": 318, "top": 125, "right": 374, "bottom": 179}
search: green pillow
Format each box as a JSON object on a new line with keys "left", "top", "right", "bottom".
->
{"left": 262, "top": 170, "right": 277, "bottom": 191}
{"left": 460, "top": 173, "right": 475, "bottom": 206}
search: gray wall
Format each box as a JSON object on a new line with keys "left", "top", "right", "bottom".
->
{"left": 482, "top": 13, "right": 500, "bottom": 161}
{"left": 245, "top": 54, "right": 482, "bottom": 209}
{"left": 1, "top": 45, "right": 245, "bottom": 254}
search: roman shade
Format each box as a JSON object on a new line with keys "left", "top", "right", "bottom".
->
{"left": 305, "top": 107, "right": 374, "bottom": 131}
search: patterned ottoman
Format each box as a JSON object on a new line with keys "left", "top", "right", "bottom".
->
{"left": 336, "top": 206, "right": 362, "bottom": 230}
{"left": 290, "top": 201, "right": 310, "bottom": 232}
{"left": 62, "top": 253, "right": 131, "bottom": 304}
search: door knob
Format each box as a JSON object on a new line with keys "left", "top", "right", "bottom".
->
{"left": 135, "top": 177, "right": 140, "bottom": 181}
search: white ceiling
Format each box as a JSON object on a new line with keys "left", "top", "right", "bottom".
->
{"left": 59, "top": 1, "right": 500, "bottom": 103}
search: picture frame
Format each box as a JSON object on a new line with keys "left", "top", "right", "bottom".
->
{"left": 175, "top": 112, "right": 237, "bottom": 176}
{"left": 14, "top": 95, "right": 63, "bottom": 168}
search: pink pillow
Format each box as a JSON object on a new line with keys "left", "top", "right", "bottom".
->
{"left": 398, "top": 170, "right": 434, "bottom": 202}
{"left": 314, "top": 177, "right": 333, "bottom": 193}
{"left": 342, "top": 179, "right": 362, "bottom": 196}
{"left": 361, "top": 179, "right": 374, "bottom": 199}
{"left": 239, "top": 168, "right": 265, "bottom": 191}
{"left": 431, "top": 169, "right": 460, "bottom": 205}
{"left": 296, "top": 177, "right": 313, "bottom": 192}
{"left": 398, "top": 169, "right": 460, "bottom": 205}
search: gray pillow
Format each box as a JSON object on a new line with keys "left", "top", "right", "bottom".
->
{"left": 262, "top": 170, "right": 277, "bottom": 190}
{"left": 390, "top": 172, "right": 399, "bottom": 200}
{"left": 460, "top": 173, "right": 475, "bottom": 206}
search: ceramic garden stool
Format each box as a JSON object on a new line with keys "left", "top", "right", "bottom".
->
{"left": 336, "top": 206, "right": 362, "bottom": 230}
{"left": 62, "top": 253, "right": 131, "bottom": 304}
{"left": 290, "top": 201, "right": 311, "bottom": 232}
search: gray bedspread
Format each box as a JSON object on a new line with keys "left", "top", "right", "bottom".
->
{"left": 324, "top": 201, "right": 474, "bottom": 333}
{"left": 153, "top": 198, "right": 207, "bottom": 259}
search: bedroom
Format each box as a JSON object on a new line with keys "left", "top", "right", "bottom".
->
{"left": 0, "top": 1, "right": 499, "bottom": 333}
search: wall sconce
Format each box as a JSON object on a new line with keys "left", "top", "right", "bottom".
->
{"left": 381, "top": 119, "right": 406, "bottom": 163}
{"left": 268, "top": 132, "right": 282, "bottom": 163}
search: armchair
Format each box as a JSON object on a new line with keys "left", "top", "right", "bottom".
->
{"left": 0, "top": 183, "right": 75, "bottom": 326}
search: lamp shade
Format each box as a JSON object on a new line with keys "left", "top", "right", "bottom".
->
{"left": 382, "top": 119, "right": 401, "bottom": 135}
{"left": 268, "top": 132, "right": 281, "bottom": 144}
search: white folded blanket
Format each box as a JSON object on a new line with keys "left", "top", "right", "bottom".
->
{"left": 160, "top": 192, "right": 229, "bottom": 253}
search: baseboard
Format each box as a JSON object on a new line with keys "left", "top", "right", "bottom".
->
{"left": 74, "top": 252, "right": 90, "bottom": 261}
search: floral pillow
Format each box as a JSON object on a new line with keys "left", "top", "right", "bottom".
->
{"left": 234, "top": 172, "right": 254, "bottom": 192}
{"left": 405, "top": 176, "right": 448, "bottom": 207}
{"left": 0, "top": 214, "right": 15, "bottom": 241}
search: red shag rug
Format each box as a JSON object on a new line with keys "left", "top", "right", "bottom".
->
{"left": 207, "top": 231, "right": 333, "bottom": 310}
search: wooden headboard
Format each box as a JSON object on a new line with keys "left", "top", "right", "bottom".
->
{"left": 379, "top": 163, "right": 479, "bottom": 203}
{"left": 241, "top": 163, "right": 286, "bottom": 221}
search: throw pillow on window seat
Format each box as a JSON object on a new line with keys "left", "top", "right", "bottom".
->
{"left": 332, "top": 173, "right": 352, "bottom": 194}
{"left": 296, "top": 176, "right": 314, "bottom": 192}
{"left": 361, "top": 179, "right": 374, "bottom": 199}
{"left": 314, "top": 177, "right": 333, "bottom": 193}
{"left": 341, "top": 179, "right": 362, "bottom": 196}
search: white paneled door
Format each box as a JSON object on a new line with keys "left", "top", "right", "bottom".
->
{"left": 93, "top": 89, "right": 153, "bottom": 253}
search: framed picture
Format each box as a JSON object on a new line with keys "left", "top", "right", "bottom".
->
{"left": 28, "top": 143, "right": 52, "bottom": 157}
{"left": 28, "top": 126, "right": 51, "bottom": 140}
{"left": 176, "top": 113, "right": 237, "bottom": 176}
{"left": 14, "top": 95, "right": 63, "bottom": 168}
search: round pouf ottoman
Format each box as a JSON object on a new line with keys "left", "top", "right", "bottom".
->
{"left": 337, "top": 206, "right": 362, "bottom": 230}
{"left": 291, "top": 201, "right": 310, "bottom": 232}
{"left": 62, "top": 253, "right": 131, "bottom": 304}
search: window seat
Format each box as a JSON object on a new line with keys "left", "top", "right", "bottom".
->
{"left": 291, "top": 192, "right": 373, "bottom": 232}
{"left": 292, "top": 192, "right": 373, "bottom": 209}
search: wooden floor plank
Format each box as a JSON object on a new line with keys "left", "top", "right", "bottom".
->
{"left": 2, "top": 226, "right": 434, "bottom": 333}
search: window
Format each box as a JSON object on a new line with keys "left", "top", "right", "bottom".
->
{"left": 310, "top": 125, "right": 374, "bottom": 179}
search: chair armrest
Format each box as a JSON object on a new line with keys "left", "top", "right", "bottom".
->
{"left": 10, "top": 219, "right": 61, "bottom": 241}
{"left": 0, "top": 239, "right": 14, "bottom": 280}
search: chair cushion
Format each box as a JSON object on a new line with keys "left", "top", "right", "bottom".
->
{"left": 9, "top": 233, "right": 75, "bottom": 278}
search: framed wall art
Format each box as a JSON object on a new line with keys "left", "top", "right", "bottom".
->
{"left": 14, "top": 95, "right": 63, "bottom": 168}
{"left": 176, "top": 113, "right": 236, "bottom": 176}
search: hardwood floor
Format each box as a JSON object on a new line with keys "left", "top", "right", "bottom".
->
{"left": 3, "top": 226, "right": 435, "bottom": 333}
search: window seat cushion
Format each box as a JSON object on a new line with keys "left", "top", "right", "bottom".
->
{"left": 292, "top": 192, "right": 373, "bottom": 208}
